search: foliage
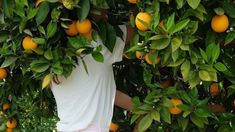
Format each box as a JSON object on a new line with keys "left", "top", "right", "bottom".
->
{"left": 0, "top": 0, "right": 235, "bottom": 132}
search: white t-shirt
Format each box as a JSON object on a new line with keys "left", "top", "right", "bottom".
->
{"left": 51, "top": 25, "right": 127, "bottom": 132}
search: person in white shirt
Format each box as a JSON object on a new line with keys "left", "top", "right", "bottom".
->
{"left": 51, "top": 9, "right": 135, "bottom": 132}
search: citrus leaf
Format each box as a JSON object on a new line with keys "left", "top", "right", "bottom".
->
{"left": 187, "top": 0, "right": 201, "bottom": 9}
{"left": 42, "top": 74, "right": 52, "bottom": 89}
{"left": 1, "top": 57, "right": 17, "bottom": 67}
{"left": 138, "top": 114, "right": 153, "bottom": 132}
{"left": 36, "top": 2, "right": 50, "bottom": 25}
{"left": 151, "top": 111, "right": 160, "bottom": 122}
{"left": 92, "top": 51, "right": 104, "bottom": 63}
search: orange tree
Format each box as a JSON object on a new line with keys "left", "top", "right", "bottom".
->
{"left": 0, "top": 0, "right": 235, "bottom": 132}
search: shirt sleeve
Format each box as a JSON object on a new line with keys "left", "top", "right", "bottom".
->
{"left": 111, "top": 25, "right": 127, "bottom": 63}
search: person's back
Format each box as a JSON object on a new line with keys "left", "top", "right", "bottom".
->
{"left": 51, "top": 26, "right": 127, "bottom": 132}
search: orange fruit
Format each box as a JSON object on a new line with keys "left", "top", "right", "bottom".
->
{"left": 109, "top": 122, "right": 119, "bottom": 132}
{"left": 161, "top": 80, "right": 172, "bottom": 89}
{"left": 135, "top": 12, "right": 152, "bottom": 31}
{"left": 6, "top": 118, "right": 17, "bottom": 129}
{"left": 135, "top": 51, "right": 143, "bottom": 59}
{"left": 6, "top": 128, "right": 13, "bottom": 132}
{"left": 66, "top": 21, "right": 79, "bottom": 36}
{"left": 210, "top": 83, "right": 219, "bottom": 96}
{"left": 169, "top": 98, "right": 183, "bottom": 115}
{"left": 0, "top": 68, "right": 7, "bottom": 80}
{"left": 35, "top": 0, "right": 43, "bottom": 7}
{"left": 144, "top": 53, "right": 160, "bottom": 65}
{"left": 22, "top": 36, "right": 38, "bottom": 50}
{"left": 3, "top": 103, "right": 10, "bottom": 111}
{"left": 211, "top": 15, "right": 229, "bottom": 33}
{"left": 80, "top": 30, "right": 93, "bottom": 41}
{"left": 76, "top": 19, "right": 92, "bottom": 34}
{"left": 128, "top": 0, "right": 137, "bottom": 4}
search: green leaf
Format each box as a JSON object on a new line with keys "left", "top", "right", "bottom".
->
{"left": 215, "top": 62, "right": 228, "bottom": 72}
{"left": 36, "top": 2, "right": 50, "bottom": 25}
{"left": 160, "top": 108, "right": 171, "bottom": 124}
{"left": 30, "top": 60, "right": 50, "bottom": 73}
{"left": 44, "top": 49, "right": 53, "bottom": 60}
{"left": 178, "top": 117, "right": 189, "bottom": 131}
{"left": 169, "top": 19, "right": 190, "bottom": 35}
{"left": 1, "top": 57, "right": 17, "bottom": 67}
{"left": 181, "top": 60, "right": 191, "bottom": 81}
{"left": 52, "top": 62, "right": 63, "bottom": 75}
{"left": 68, "top": 36, "right": 90, "bottom": 49}
{"left": 166, "top": 13, "right": 175, "bottom": 32}
{"left": 92, "top": 51, "right": 104, "bottom": 63}
{"left": 47, "top": 21, "right": 57, "bottom": 38}
{"left": 194, "top": 108, "right": 211, "bottom": 118}
{"left": 77, "top": 0, "right": 90, "bottom": 21}
{"left": 81, "top": 59, "right": 89, "bottom": 74}
{"left": 105, "top": 23, "right": 116, "bottom": 52}
{"left": 38, "top": 26, "right": 46, "bottom": 35}
{"left": 199, "top": 48, "right": 208, "bottom": 62}
{"left": 206, "top": 44, "right": 220, "bottom": 63}
{"left": 176, "top": 0, "right": 186, "bottom": 9}
{"left": 32, "top": 38, "right": 46, "bottom": 45}
{"left": 28, "top": 8, "right": 38, "bottom": 19}
{"left": 186, "top": 0, "right": 201, "bottom": 9}
{"left": 3, "top": 0, "right": 14, "bottom": 18}
{"left": 130, "top": 114, "right": 140, "bottom": 124}
{"left": 151, "top": 111, "right": 160, "bottom": 122}
{"left": 151, "top": 37, "right": 170, "bottom": 50}
{"left": 199, "top": 70, "right": 217, "bottom": 82}
{"left": 214, "top": 7, "right": 225, "bottom": 15}
{"left": 190, "top": 113, "right": 205, "bottom": 128}
{"left": 171, "top": 36, "right": 182, "bottom": 52}
{"left": 138, "top": 114, "right": 153, "bottom": 132}
{"left": 225, "top": 32, "right": 235, "bottom": 45}
{"left": 223, "top": 2, "right": 235, "bottom": 18}
{"left": 162, "top": 97, "right": 173, "bottom": 108}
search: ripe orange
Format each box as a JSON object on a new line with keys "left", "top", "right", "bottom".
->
{"left": 76, "top": 19, "right": 92, "bottom": 34}
{"left": 161, "top": 80, "right": 172, "bottom": 89}
{"left": 65, "top": 21, "right": 79, "bottom": 36}
{"left": 6, "top": 118, "right": 17, "bottom": 129}
{"left": 3, "top": 103, "right": 10, "bottom": 111}
{"left": 135, "top": 12, "right": 152, "bottom": 31}
{"left": 210, "top": 83, "right": 219, "bottom": 96}
{"left": 0, "top": 68, "right": 7, "bottom": 80}
{"left": 80, "top": 30, "right": 93, "bottom": 41}
{"left": 6, "top": 128, "right": 13, "bottom": 132}
{"left": 22, "top": 36, "right": 38, "bottom": 50}
{"left": 128, "top": 0, "right": 137, "bottom": 4}
{"left": 169, "top": 98, "right": 183, "bottom": 115}
{"left": 135, "top": 51, "right": 143, "bottom": 59}
{"left": 109, "top": 122, "right": 119, "bottom": 132}
{"left": 144, "top": 53, "right": 160, "bottom": 65}
{"left": 211, "top": 15, "right": 229, "bottom": 33}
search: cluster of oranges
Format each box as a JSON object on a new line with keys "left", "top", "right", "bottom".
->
{"left": 21, "top": 18, "right": 93, "bottom": 51}
{"left": 135, "top": 51, "right": 161, "bottom": 65}
{"left": 0, "top": 103, "right": 17, "bottom": 132}
{"left": 65, "top": 18, "right": 93, "bottom": 41}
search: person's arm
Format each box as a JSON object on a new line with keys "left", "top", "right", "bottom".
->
{"left": 114, "top": 90, "right": 134, "bottom": 110}
{"left": 125, "top": 25, "right": 135, "bottom": 45}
